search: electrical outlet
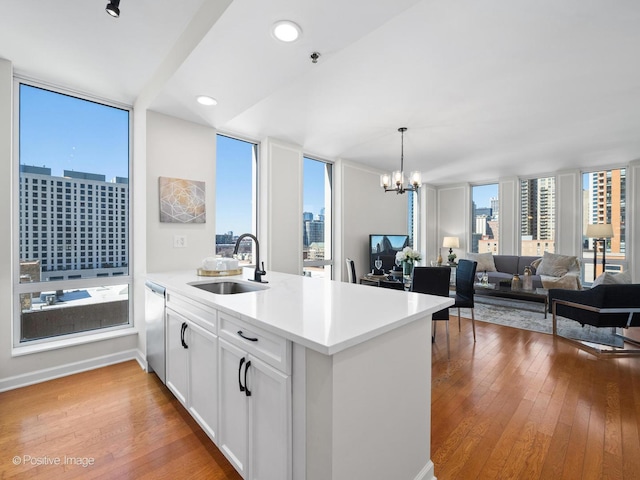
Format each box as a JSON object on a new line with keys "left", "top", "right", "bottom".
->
{"left": 173, "top": 235, "right": 187, "bottom": 248}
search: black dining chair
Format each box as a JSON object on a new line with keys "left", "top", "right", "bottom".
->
{"left": 345, "top": 258, "right": 356, "bottom": 283}
{"left": 411, "top": 266, "right": 452, "bottom": 358}
{"left": 379, "top": 280, "right": 405, "bottom": 290}
{"left": 451, "top": 259, "right": 477, "bottom": 342}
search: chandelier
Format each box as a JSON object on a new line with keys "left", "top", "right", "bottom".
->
{"left": 380, "top": 127, "right": 422, "bottom": 194}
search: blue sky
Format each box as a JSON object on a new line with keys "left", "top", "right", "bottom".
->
{"left": 472, "top": 183, "right": 498, "bottom": 209}
{"left": 303, "top": 157, "right": 328, "bottom": 216}
{"left": 216, "top": 135, "right": 327, "bottom": 235}
{"left": 19, "top": 84, "right": 129, "bottom": 180}
{"left": 215, "top": 135, "right": 254, "bottom": 235}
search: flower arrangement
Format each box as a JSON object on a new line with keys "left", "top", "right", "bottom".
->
{"left": 395, "top": 247, "right": 422, "bottom": 265}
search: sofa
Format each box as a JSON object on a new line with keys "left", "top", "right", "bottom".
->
{"left": 465, "top": 252, "right": 582, "bottom": 290}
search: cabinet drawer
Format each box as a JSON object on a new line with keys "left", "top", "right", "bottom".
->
{"left": 166, "top": 291, "right": 217, "bottom": 333}
{"left": 219, "top": 312, "right": 291, "bottom": 374}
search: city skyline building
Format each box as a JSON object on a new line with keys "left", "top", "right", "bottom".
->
{"left": 520, "top": 177, "right": 555, "bottom": 255}
{"left": 19, "top": 165, "right": 129, "bottom": 281}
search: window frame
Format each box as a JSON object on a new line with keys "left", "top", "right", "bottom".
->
{"left": 12, "top": 78, "right": 134, "bottom": 351}
{"left": 214, "top": 132, "right": 260, "bottom": 261}
{"left": 302, "top": 155, "right": 334, "bottom": 278}
{"left": 580, "top": 166, "right": 627, "bottom": 284}
{"left": 470, "top": 183, "right": 500, "bottom": 254}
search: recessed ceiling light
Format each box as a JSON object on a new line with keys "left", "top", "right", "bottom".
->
{"left": 196, "top": 95, "right": 217, "bottom": 106}
{"left": 272, "top": 20, "right": 302, "bottom": 42}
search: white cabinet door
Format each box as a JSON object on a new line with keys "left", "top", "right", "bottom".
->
{"left": 165, "top": 308, "right": 189, "bottom": 406}
{"left": 247, "top": 356, "right": 291, "bottom": 480}
{"left": 219, "top": 338, "right": 249, "bottom": 478}
{"left": 188, "top": 321, "right": 218, "bottom": 443}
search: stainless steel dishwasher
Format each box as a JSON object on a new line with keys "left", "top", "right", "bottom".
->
{"left": 145, "top": 280, "right": 166, "bottom": 383}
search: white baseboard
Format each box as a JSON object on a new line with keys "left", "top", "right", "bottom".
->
{"left": 0, "top": 349, "right": 146, "bottom": 392}
{"left": 414, "top": 460, "right": 437, "bottom": 480}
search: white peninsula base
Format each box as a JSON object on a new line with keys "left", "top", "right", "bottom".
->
{"left": 293, "top": 315, "right": 435, "bottom": 480}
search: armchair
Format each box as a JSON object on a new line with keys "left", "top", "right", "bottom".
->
{"left": 548, "top": 284, "right": 640, "bottom": 356}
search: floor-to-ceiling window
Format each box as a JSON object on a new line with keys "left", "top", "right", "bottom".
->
{"left": 215, "top": 134, "right": 258, "bottom": 263}
{"left": 520, "top": 176, "right": 555, "bottom": 255}
{"left": 471, "top": 184, "right": 499, "bottom": 253}
{"left": 302, "top": 156, "right": 333, "bottom": 278}
{"left": 581, "top": 168, "right": 626, "bottom": 283}
{"left": 15, "top": 81, "right": 131, "bottom": 345}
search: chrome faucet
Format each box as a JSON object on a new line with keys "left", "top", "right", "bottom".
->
{"left": 233, "top": 233, "right": 267, "bottom": 283}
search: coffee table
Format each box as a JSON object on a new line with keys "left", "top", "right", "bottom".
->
{"left": 474, "top": 283, "right": 549, "bottom": 318}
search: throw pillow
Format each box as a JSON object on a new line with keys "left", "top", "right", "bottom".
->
{"left": 530, "top": 258, "right": 542, "bottom": 274}
{"left": 536, "top": 252, "right": 577, "bottom": 277}
{"left": 592, "top": 271, "right": 632, "bottom": 286}
{"left": 466, "top": 252, "right": 496, "bottom": 272}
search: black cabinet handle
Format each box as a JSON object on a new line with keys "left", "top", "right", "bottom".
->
{"left": 244, "top": 360, "right": 252, "bottom": 397}
{"left": 238, "top": 357, "right": 246, "bottom": 392}
{"left": 238, "top": 330, "right": 258, "bottom": 342}
{"left": 180, "top": 322, "right": 189, "bottom": 349}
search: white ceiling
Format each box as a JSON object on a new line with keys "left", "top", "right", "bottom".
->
{"left": 2, "top": 0, "right": 640, "bottom": 185}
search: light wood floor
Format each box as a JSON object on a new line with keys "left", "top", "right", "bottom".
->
{"left": 1, "top": 317, "right": 640, "bottom": 479}
{"left": 432, "top": 315, "right": 640, "bottom": 480}
{"left": 0, "top": 361, "right": 241, "bottom": 480}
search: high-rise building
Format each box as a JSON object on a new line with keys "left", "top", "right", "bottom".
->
{"left": 304, "top": 219, "right": 324, "bottom": 247}
{"left": 19, "top": 165, "right": 129, "bottom": 281}
{"left": 589, "top": 169, "right": 626, "bottom": 254}
{"left": 521, "top": 179, "right": 555, "bottom": 240}
{"left": 490, "top": 197, "right": 499, "bottom": 218}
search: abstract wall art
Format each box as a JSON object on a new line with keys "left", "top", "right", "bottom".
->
{"left": 159, "top": 176, "right": 206, "bottom": 223}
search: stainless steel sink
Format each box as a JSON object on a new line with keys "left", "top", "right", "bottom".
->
{"left": 188, "top": 280, "right": 268, "bottom": 295}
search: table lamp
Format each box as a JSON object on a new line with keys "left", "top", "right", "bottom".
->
{"left": 442, "top": 236, "right": 460, "bottom": 264}
{"left": 585, "top": 223, "right": 613, "bottom": 281}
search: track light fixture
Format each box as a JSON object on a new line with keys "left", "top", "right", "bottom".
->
{"left": 106, "top": 0, "right": 121, "bottom": 18}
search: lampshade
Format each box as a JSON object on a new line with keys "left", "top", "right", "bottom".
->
{"left": 442, "top": 236, "right": 460, "bottom": 248}
{"left": 585, "top": 224, "right": 613, "bottom": 239}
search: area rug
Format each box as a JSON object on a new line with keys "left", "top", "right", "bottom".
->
{"left": 471, "top": 296, "right": 623, "bottom": 348}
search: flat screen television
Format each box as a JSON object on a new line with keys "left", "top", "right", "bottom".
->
{"left": 369, "top": 234, "right": 410, "bottom": 273}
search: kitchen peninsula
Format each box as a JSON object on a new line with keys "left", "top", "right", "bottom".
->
{"left": 147, "top": 268, "right": 452, "bottom": 480}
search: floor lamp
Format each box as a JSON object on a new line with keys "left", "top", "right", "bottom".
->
{"left": 585, "top": 223, "right": 613, "bottom": 281}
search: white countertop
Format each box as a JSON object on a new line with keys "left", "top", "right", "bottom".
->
{"left": 148, "top": 268, "right": 453, "bottom": 355}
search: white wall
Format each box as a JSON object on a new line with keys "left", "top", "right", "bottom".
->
{"left": 555, "top": 170, "right": 582, "bottom": 257}
{"left": 262, "top": 138, "right": 303, "bottom": 275}
{"left": 339, "top": 161, "right": 407, "bottom": 281}
{"left": 146, "top": 110, "right": 217, "bottom": 273}
{"left": 498, "top": 177, "right": 519, "bottom": 255}
{"left": 436, "top": 184, "right": 468, "bottom": 262}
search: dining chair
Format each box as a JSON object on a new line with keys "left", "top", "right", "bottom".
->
{"left": 345, "top": 258, "right": 356, "bottom": 283}
{"left": 411, "top": 266, "right": 452, "bottom": 358}
{"left": 379, "top": 280, "right": 405, "bottom": 290}
{"left": 452, "top": 259, "right": 477, "bottom": 342}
